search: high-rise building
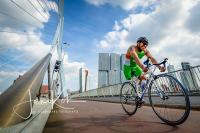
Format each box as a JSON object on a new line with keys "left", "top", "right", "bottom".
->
{"left": 167, "top": 65, "right": 175, "bottom": 73}
{"left": 79, "top": 68, "right": 89, "bottom": 93}
{"left": 180, "top": 62, "right": 198, "bottom": 91}
{"left": 98, "top": 53, "right": 110, "bottom": 88}
{"left": 167, "top": 64, "right": 177, "bottom": 88}
{"left": 181, "top": 62, "right": 190, "bottom": 70}
{"left": 98, "top": 53, "right": 110, "bottom": 71}
{"left": 98, "top": 53, "right": 128, "bottom": 87}
{"left": 166, "top": 64, "right": 179, "bottom": 92}
{"left": 120, "top": 54, "right": 126, "bottom": 70}
{"left": 110, "top": 53, "right": 120, "bottom": 70}
{"left": 108, "top": 70, "right": 121, "bottom": 85}
{"left": 98, "top": 70, "right": 109, "bottom": 87}
{"left": 109, "top": 53, "right": 121, "bottom": 85}
{"left": 120, "top": 54, "right": 127, "bottom": 83}
{"left": 121, "top": 71, "right": 127, "bottom": 83}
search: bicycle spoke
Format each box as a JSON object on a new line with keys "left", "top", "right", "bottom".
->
{"left": 149, "top": 74, "right": 190, "bottom": 125}
{"left": 120, "top": 82, "right": 137, "bottom": 116}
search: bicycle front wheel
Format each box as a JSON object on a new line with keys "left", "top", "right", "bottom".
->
{"left": 120, "top": 82, "right": 138, "bottom": 116}
{"left": 149, "top": 74, "right": 190, "bottom": 125}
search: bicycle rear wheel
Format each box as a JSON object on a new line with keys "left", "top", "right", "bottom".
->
{"left": 149, "top": 74, "right": 190, "bottom": 125}
{"left": 120, "top": 82, "right": 138, "bottom": 116}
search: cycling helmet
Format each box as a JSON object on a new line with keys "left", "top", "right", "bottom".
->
{"left": 137, "top": 37, "right": 148, "bottom": 45}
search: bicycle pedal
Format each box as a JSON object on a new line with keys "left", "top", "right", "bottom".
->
{"left": 137, "top": 101, "right": 145, "bottom": 108}
{"left": 138, "top": 104, "right": 143, "bottom": 108}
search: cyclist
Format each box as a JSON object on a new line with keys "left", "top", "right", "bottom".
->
{"left": 123, "top": 37, "right": 166, "bottom": 91}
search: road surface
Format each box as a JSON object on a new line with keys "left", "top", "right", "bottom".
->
{"left": 44, "top": 100, "right": 200, "bottom": 133}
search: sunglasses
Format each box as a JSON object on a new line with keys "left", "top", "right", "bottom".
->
{"left": 141, "top": 42, "right": 148, "bottom": 47}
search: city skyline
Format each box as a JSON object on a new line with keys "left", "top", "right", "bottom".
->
{"left": 98, "top": 53, "right": 200, "bottom": 92}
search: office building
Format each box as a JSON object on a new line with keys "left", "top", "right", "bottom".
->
{"left": 120, "top": 54, "right": 126, "bottom": 70}
{"left": 110, "top": 53, "right": 120, "bottom": 70}
{"left": 180, "top": 62, "right": 199, "bottom": 91}
{"left": 108, "top": 70, "right": 121, "bottom": 85}
{"left": 167, "top": 65, "right": 175, "bottom": 73}
{"left": 98, "top": 70, "right": 109, "bottom": 87}
{"left": 79, "top": 68, "right": 89, "bottom": 93}
{"left": 98, "top": 53, "right": 110, "bottom": 71}
{"left": 98, "top": 53, "right": 127, "bottom": 88}
{"left": 121, "top": 71, "right": 127, "bottom": 83}
{"left": 181, "top": 62, "right": 190, "bottom": 70}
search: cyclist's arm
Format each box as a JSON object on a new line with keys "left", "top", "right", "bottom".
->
{"left": 145, "top": 50, "right": 161, "bottom": 69}
{"left": 130, "top": 47, "right": 145, "bottom": 69}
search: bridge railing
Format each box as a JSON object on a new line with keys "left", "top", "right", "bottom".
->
{"left": 71, "top": 65, "right": 200, "bottom": 98}
{"left": 167, "top": 65, "right": 200, "bottom": 93}
{"left": 0, "top": 53, "right": 52, "bottom": 127}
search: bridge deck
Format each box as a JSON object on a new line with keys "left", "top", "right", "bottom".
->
{"left": 44, "top": 100, "right": 200, "bottom": 133}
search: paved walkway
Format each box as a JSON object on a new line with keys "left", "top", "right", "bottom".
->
{"left": 44, "top": 100, "right": 200, "bottom": 133}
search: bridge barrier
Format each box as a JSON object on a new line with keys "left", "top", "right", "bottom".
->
{"left": 71, "top": 65, "right": 200, "bottom": 99}
{"left": 0, "top": 98, "right": 52, "bottom": 133}
{"left": 70, "top": 82, "right": 200, "bottom": 110}
{"left": 167, "top": 65, "right": 200, "bottom": 92}
{"left": 0, "top": 54, "right": 52, "bottom": 127}
{"left": 70, "top": 66, "right": 200, "bottom": 110}
{"left": 70, "top": 84, "right": 122, "bottom": 98}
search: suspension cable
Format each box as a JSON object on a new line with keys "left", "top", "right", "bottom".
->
{"left": 0, "top": 29, "right": 55, "bottom": 36}
{"left": 27, "top": 0, "right": 48, "bottom": 20}
{"left": 42, "top": 0, "right": 50, "bottom": 11}
{"left": 0, "top": 54, "right": 27, "bottom": 68}
{"left": 0, "top": 11, "right": 37, "bottom": 27}
{"left": 9, "top": 0, "right": 43, "bottom": 24}
{"left": 36, "top": 0, "right": 47, "bottom": 13}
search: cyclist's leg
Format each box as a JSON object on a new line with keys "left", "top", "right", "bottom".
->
{"left": 123, "top": 65, "right": 132, "bottom": 80}
{"left": 133, "top": 65, "right": 146, "bottom": 84}
{"left": 133, "top": 65, "right": 146, "bottom": 103}
{"left": 124, "top": 64, "right": 146, "bottom": 90}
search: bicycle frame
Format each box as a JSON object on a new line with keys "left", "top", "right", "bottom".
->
{"left": 132, "top": 64, "right": 161, "bottom": 101}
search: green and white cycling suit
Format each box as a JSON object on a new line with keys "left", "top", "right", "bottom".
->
{"left": 123, "top": 50, "right": 145, "bottom": 80}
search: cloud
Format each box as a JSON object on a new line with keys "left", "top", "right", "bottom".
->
{"left": 85, "top": 0, "right": 158, "bottom": 11}
{"left": 112, "top": 21, "right": 121, "bottom": 31}
{"left": 0, "top": 70, "right": 25, "bottom": 92}
{"left": 0, "top": 0, "right": 59, "bottom": 61}
{"left": 0, "top": 29, "right": 50, "bottom": 61}
{"left": 63, "top": 54, "right": 86, "bottom": 81}
{"left": 185, "top": 1, "right": 200, "bottom": 33}
{"left": 96, "top": 0, "right": 200, "bottom": 69}
{"left": 0, "top": 0, "right": 58, "bottom": 29}
{"left": 97, "top": 29, "right": 129, "bottom": 52}
{"left": 64, "top": 59, "right": 86, "bottom": 91}
{"left": 0, "top": 71, "right": 21, "bottom": 80}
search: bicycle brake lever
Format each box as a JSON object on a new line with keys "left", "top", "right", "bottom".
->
{"left": 163, "top": 58, "right": 168, "bottom": 68}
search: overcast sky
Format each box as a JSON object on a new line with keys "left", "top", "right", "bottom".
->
{"left": 0, "top": 0, "right": 200, "bottom": 92}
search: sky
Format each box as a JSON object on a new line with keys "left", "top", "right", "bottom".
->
{"left": 0, "top": 0, "right": 200, "bottom": 92}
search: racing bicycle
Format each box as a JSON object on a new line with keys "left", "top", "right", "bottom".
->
{"left": 120, "top": 58, "right": 190, "bottom": 125}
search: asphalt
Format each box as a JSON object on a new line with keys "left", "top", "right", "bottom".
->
{"left": 43, "top": 100, "right": 200, "bottom": 133}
